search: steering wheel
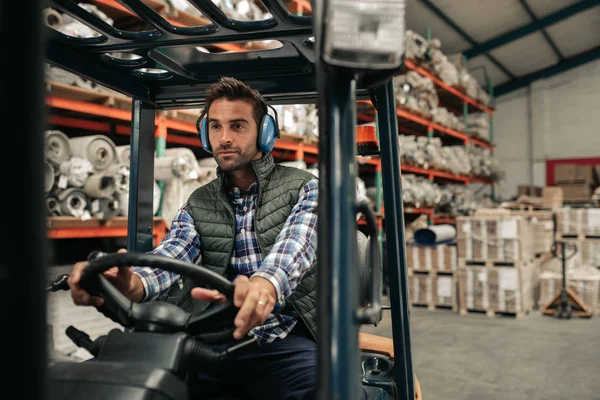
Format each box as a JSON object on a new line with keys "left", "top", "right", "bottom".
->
{"left": 78, "top": 252, "right": 240, "bottom": 345}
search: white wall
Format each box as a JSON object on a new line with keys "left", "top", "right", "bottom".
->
{"left": 493, "top": 58, "right": 600, "bottom": 200}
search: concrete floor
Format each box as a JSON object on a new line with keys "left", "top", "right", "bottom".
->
{"left": 361, "top": 308, "right": 600, "bottom": 400}
{"left": 48, "top": 265, "right": 600, "bottom": 399}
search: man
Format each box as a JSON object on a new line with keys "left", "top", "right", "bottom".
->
{"left": 68, "top": 76, "right": 319, "bottom": 399}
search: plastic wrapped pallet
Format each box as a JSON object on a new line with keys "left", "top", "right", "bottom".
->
{"left": 556, "top": 209, "right": 600, "bottom": 236}
{"left": 458, "top": 260, "right": 538, "bottom": 317}
{"left": 407, "top": 244, "right": 457, "bottom": 272}
{"left": 408, "top": 272, "right": 432, "bottom": 306}
{"left": 433, "top": 274, "right": 456, "bottom": 309}
{"left": 457, "top": 216, "right": 533, "bottom": 263}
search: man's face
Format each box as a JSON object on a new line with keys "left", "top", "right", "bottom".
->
{"left": 207, "top": 99, "right": 262, "bottom": 171}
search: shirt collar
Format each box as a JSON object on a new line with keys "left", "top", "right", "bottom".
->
{"left": 230, "top": 182, "right": 258, "bottom": 199}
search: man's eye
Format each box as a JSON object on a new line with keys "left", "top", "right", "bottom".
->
{"left": 233, "top": 124, "right": 244, "bottom": 130}
{"left": 210, "top": 124, "right": 219, "bottom": 130}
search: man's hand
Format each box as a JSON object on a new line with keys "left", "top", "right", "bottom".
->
{"left": 191, "top": 275, "right": 277, "bottom": 340}
{"left": 67, "top": 248, "right": 145, "bottom": 307}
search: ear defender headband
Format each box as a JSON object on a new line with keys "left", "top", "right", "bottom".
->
{"left": 196, "top": 95, "right": 281, "bottom": 154}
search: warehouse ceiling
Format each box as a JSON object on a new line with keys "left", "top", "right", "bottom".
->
{"left": 405, "top": 0, "right": 600, "bottom": 97}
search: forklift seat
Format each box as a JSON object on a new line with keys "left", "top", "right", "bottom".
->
{"left": 359, "top": 334, "right": 423, "bottom": 400}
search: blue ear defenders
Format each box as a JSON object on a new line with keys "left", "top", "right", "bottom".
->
{"left": 196, "top": 98, "right": 281, "bottom": 154}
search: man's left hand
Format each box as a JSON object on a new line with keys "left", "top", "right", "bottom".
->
{"left": 191, "top": 275, "right": 277, "bottom": 340}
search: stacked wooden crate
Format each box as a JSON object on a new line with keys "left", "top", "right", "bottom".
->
{"left": 406, "top": 243, "right": 458, "bottom": 311}
{"left": 456, "top": 215, "right": 540, "bottom": 318}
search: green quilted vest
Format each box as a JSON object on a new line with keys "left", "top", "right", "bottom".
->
{"left": 179, "top": 153, "right": 318, "bottom": 342}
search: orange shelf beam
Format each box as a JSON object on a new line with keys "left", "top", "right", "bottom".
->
{"left": 47, "top": 218, "right": 167, "bottom": 247}
{"left": 358, "top": 100, "right": 493, "bottom": 149}
{"left": 404, "top": 59, "right": 494, "bottom": 115}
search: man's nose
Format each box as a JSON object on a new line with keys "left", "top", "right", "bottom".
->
{"left": 218, "top": 127, "right": 233, "bottom": 145}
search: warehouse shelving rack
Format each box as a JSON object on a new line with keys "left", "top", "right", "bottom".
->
{"left": 42, "top": 0, "right": 421, "bottom": 398}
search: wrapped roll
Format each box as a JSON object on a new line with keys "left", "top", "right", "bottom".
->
{"left": 116, "top": 145, "right": 130, "bottom": 166}
{"left": 57, "top": 188, "right": 88, "bottom": 218}
{"left": 90, "top": 195, "right": 120, "bottom": 220}
{"left": 46, "top": 196, "right": 61, "bottom": 216}
{"left": 44, "top": 130, "right": 71, "bottom": 166}
{"left": 43, "top": 8, "right": 63, "bottom": 28}
{"left": 58, "top": 157, "right": 94, "bottom": 187}
{"left": 82, "top": 173, "right": 116, "bottom": 199}
{"left": 118, "top": 181, "right": 161, "bottom": 217}
{"left": 69, "top": 135, "right": 117, "bottom": 172}
{"left": 154, "top": 156, "right": 196, "bottom": 181}
{"left": 105, "top": 164, "right": 130, "bottom": 193}
{"left": 45, "top": 162, "right": 55, "bottom": 193}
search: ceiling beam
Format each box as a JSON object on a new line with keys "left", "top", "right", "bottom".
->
{"left": 494, "top": 46, "right": 600, "bottom": 96}
{"left": 419, "top": 0, "right": 515, "bottom": 79}
{"left": 465, "top": 0, "right": 600, "bottom": 59}
{"left": 518, "top": 0, "right": 564, "bottom": 61}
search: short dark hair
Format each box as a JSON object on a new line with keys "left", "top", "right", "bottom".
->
{"left": 204, "top": 77, "right": 267, "bottom": 127}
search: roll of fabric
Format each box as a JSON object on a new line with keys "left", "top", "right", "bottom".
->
{"left": 82, "top": 173, "right": 117, "bottom": 199}
{"left": 57, "top": 188, "right": 88, "bottom": 218}
{"left": 45, "top": 130, "right": 71, "bottom": 166}
{"left": 58, "top": 157, "right": 94, "bottom": 187}
{"left": 43, "top": 8, "right": 63, "bottom": 28}
{"left": 116, "top": 145, "right": 130, "bottom": 166}
{"left": 69, "top": 135, "right": 118, "bottom": 172}
{"left": 46, "top": 196, "right": 61, "bottom": 216}
{"left": 118, "top": 181, "right": 161, "bottom": 217}
{"left": 90, "top": 195, "right": 120, "bottom": 220}
{"left": 105, "top": 164, "right": 130, "bottom": 193}
{"left": 414, "top": 224, "right": 457, "bottom": 246}
{"left": 154, "top": 156, "right": 197, "bottom": 181}
{"left": 45, "top": 162, "right": 55, "bottom": 193}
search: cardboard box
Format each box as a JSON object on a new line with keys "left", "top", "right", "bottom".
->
{"left": 433, "top": 274, "right": 456, "bottom": 308}
{"left": 556, "top": 182, "right": 594, "bottom": 203}
{"left": 542, "top": 186, "right": 563, "bottom": 209}
{"left": 458, "top": 260, "right": 539, "bottom": 316}
{"left": 556, "top": 209, "right": 600, "bottom": 236}
{"left": 408, "top": 272, "right": 432, "bottom": 305}
{"left": 518, "top": 185, "right": 543, "bottom": 197}
{"left": 406, "top": 244, "right": 457, "bottom": 272}
{"left": 407, "top": 270, "right": 458, "bottom": 310}
{"left": 554, "top": 164, "right": 599, "bottom": 185}
{"left": 456, "top": 216, "right": 533, "bottom": 262}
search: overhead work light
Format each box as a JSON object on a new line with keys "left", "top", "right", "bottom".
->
{"left": 323, "top": 0, "right": 406, "bottom": 70}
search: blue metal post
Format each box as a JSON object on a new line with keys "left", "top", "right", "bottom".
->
{"left": 128, "top": 100, "right": 156, "bottom": 252}
{"left": 316, "top": 68, "right": 361, "bottom": 400}
{"left": 375, "top": 80, "right": 415, "bottom": 400}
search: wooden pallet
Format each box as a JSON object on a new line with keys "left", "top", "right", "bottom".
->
{"left": 459, "top": 308, "right": 527, "bottom": 320}
{"left": 556, "top": 232, "right": 600, "bottom": 241}
{"left": 412, "top": 303, "right": 457, "bottom": 312}
{"left": 458, "top": 257, "right": 535, "bottom": 268}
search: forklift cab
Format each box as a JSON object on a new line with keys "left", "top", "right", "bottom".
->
{"left": 41, "top": 1, "right": 419, "bottom": 399}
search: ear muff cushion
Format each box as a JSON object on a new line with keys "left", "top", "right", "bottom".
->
{"left": 199, "top": 118, "right": 212, "bottom": 153}
{"left": 259, "top": 114, "right": 278, "bottom": 153}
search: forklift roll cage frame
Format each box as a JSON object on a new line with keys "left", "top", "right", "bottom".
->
{"left": 41, "top": 1, "right": 415, "bottom": 399}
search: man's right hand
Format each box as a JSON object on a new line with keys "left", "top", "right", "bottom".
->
{"left": 67, "top": 248, "right": 145, "bottom": 307}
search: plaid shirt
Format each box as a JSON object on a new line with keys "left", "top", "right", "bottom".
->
{"left": 132, "top": 177, "right": 318, "bottom": 343}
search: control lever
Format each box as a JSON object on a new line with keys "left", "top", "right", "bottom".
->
{"left": 45, "top": 251, "right": 108, "bottom": 293}
{"left": 66, "top": 325, "right": 106, "bottom": 357}
{"left": 46, "top": 274, "right": 70, "bottom": 293}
